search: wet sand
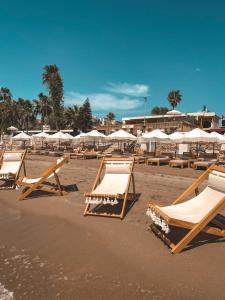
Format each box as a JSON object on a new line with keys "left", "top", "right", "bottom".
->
{"left": 0, "top": 155, "right": 224, "bottom": 299}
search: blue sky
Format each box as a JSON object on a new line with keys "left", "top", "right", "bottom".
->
{"left": 0, "top": 0, "right": 225, "bottom": 119}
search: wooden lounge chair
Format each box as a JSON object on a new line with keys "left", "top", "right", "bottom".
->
{"left": 146, "top": 157, "right": 170, "bottom": 166}
{"left": 169, "top": 159, "right": 188, "bottom": 169}
{"left": 84, "top": 157, "right": 135, "bottom": 219}
{"left": 16, "top": 156, "right": 69, "bottom": 201}
{"left": 0, "top": 150, "right": 26, "bottom": 189}
{"left": 193, "top": 160, "right": 217, "bottom": 170}
{"left": 146, "top": 165, "right": 225, "bottom": 254}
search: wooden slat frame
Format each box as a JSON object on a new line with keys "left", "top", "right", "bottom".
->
{"left": 148, "top": 165, "right": 225, "bottom": 253}
{"left": 84, "top": 157, "right": 136, "bottom": 219}
{"left": 0, "top": 150, "right": 27, "bottom": 190}
{"left": 16, "top": 156, "right": 69, "bottom": 201}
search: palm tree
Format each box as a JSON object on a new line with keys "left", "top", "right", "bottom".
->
{"left": 64, "top": 105, "right": 80, "bottom": 132}
{"left": 42, "top": 64, "right": 64, "bottom": 130}
{"left": 33, "top": 93, "right": 52, "bottom": 124}
{"left": 0, "top": 87, "right": 13, "bottom": 134}
{"left": 16, "top": 98, "right": 35, "bottom": 131}
{"left": 106, "top": 112, "right": 115, "bottom": 124}
{"left": 167, "top": 90, "right": 182, "bottom": 110}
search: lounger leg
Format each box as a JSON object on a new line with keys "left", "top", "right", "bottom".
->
{"left": 131, "top": 174, "right": 136, "bottom": 200}
{"left": 18, "top": 186, "right": 36, "bottom": 201}
{"left": 120, "top": 196, "right": 128, "bottom": 219}
{"left": 54, "top": 173, "right": 63, "bottom": 196}
{"left": 23, "top": 163, "right": 26, "bottom": 176}
{"left": 84, "top": 203, "right": 91, "bottom": 216}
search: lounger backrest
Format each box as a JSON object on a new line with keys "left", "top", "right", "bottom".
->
{"left": 0, "top": 152, "right": 24, "bottom": 175}
{"left": 47, "top": 157, "right": 65, "bottom": 179}
{"left": 105, "top": 161, "right": 133, "bottom": 174}
{"left": 208, "top": 171, "right": 225, "bottom": 193}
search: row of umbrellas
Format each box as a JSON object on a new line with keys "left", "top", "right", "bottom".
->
{"left": 140, "top": 128, "right": 225, "bottom": 144}
{"left": 10, "top": 128, "right": 225, "bottom": 144}
{"left": 11, "top": 129, "right": 137, "bottom": 142}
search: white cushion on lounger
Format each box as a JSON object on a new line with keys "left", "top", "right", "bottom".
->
{"left": 0, "top": 161, "right": 21, "bottom": 175}
{"left": 160, "top": 186, "right": 224, "bottom": 224}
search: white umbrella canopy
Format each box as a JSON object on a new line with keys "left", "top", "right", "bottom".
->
{"left": 12, "top": 132, "right": 31, "bottom": 141}
{"left": 73, "top": 132, "right": 86, "bottom": 139}
{"left": 64, "top": 133, "right": 74, "bottom": 139}
{"left": 107, "top": 129, "right": 137, "bottom": 141}
{"left": 7, "top": 126, "right": 18, "bottom": 131}
{"left": 47, "top": 131, "right": 69, "bottom": 141}
{"left": 176, "top": 128, "right": 212, "bottom": 144}
{"left": 85, "top": 130, "right": 106, "bottom": 138}
{"left": 209, "top": 132, "right": 225, "bottom": 144}
{"left": 32, "top": 132, "right": 50, "bottom": 138}
{"left": 140, "top": 129, "right": 169, "bottom": 142}
{"left": 82, "top": 130, "right": 106, "bottom": 143}
{"left": 169, "top": 131, "right": 184, "bottom": 141}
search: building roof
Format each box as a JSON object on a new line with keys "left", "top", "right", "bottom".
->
{"left": 122, "top": 111, "right": 219, "bottom": 122}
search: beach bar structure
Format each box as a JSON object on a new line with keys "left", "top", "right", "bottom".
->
{"left": 121, "top": 111, "right": 220, "bottom": 135}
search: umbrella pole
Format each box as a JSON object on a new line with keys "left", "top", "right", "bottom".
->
{"left": 155, "top": 142, "right": 157, "bottom": 157}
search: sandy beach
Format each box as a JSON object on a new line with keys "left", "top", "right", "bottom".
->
{"left": 0, "top": 155, "right": 224, "bottom": 299}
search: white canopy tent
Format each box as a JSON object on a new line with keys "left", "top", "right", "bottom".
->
{"left": 32, "top": 131, "right": 50, "bottom": 148}
{"left": 64, "top": 133, "right": 74, "bottom": 140}
{"left": 168, "top": 131, "right": 184, "bottom": 141}
{"left": 175, "top": 128, "right": 212, "bottom": 144}
{"left": 81, "top": 130, "right": 106, "bottom": 143}
{"left": 32, "top": 132, "right": 50, "bottom": 138}
{"left": 106, "top": 129, "right": 137, "bottom": 152}
{"left": 47, "top": 131, "right": 70, "bottom": 146}
{"left": 11, "top": 132, "right": 31, "bottom": 148}
{"left": 139, "top": 129, "right": 169, "bottom": 156}
{"left": 107, "top": 129, "right": 137, "bottom": 141}
{"left": 209, "top": 132, "right": 225, "bottom": 144}
{"left": 12, "top": 132, "right": 31, "bottom": 141}
{"left": 7, "top": 126, "right": 18, "bottom": 132}
{"left": 140, "top": 129, "right": 169, "bottom": 142}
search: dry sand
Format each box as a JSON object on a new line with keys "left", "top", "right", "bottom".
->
{"left": 0, "top": 155, "right": 224, "bottom": 300}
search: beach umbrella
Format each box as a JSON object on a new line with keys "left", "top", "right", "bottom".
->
{"left": 209, "top": 132, "right": 225, "bottom": 154}
{"left": 82, "top": 130, "right": 106, "bottom": 145}
{"left": 12, "top": 132, "right": 31, "bottom": 141}
{"left": 47, "top": 131, "right": 70, "bottom": 146}
{"left": 72, "top": 132, "right": 86, "bottom": 144}
{"left": 11, "top": 131, "right": 31, "bottom": 148}
{"left": 32, "top": 132, "right": 50, "bottom": 148}
{"left": 168, "top": 131, "right": 184, "bottom": 142}
{"left": 176, "top": 128, "right": 212, "bottom": 144}
{"left": 175, "top": 128, "right": 215, "bottom": 155}
{"left": 168, "top": 132, "right": 185, "bottom": 156}
{"left": 139, "top": 129, "right": 169, "bottom": 156}
{"left": 107, "top": 129, "right": 137, "bottom": 141}
{"left": 141, "top": 129, "right": 169, "bottom": 142}
{"left": 47, "top": 131, "right": 69, "bottom": 140}
{"left": 64, "top": 133, "right": 74, "bottom": 139}
{"left": 106, "top": 129, "right": 137, "bottom": 152}
{"left": 7, "top": 126, "right": 18, "bottom": 131}
{"left": 32, "top": 132, "right": 50, "bottom": 138}
{"left": 209, "top": 132, "right": 225, "bottom": 144}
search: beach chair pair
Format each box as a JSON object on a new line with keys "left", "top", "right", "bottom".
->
{"left": 147, "top": 165, "right": 225, "bottom": 254}
{"left": 0, "top": 150, "right": 27, "bottom": 189}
